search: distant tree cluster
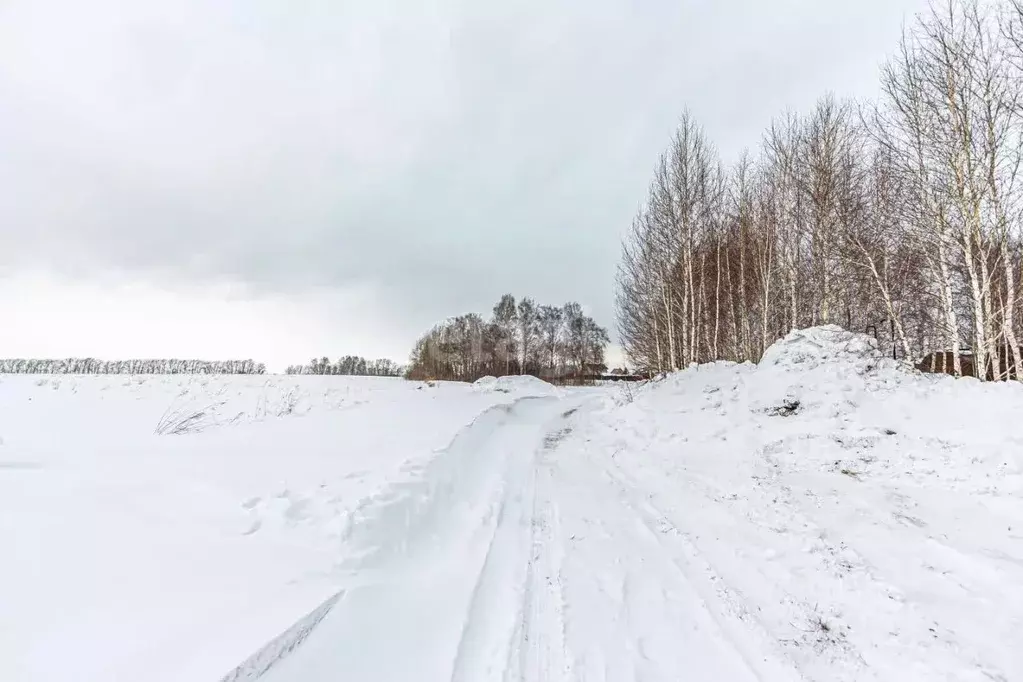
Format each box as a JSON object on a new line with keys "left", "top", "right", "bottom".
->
{"left": 0, "top": 358, "right": 266, "bottom": 375}
{"left": 284, "top": 355, "right": 403, "bottom": 377}
{"left": 618, "top": 0, "right": 1023, "bottom": 381}
{"left": 405, "top": 294, "right": 609, "bottom": 383}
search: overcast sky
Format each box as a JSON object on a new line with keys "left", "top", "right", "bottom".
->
{"left": 0, "top": 0, "right": 931, "bottom": 370}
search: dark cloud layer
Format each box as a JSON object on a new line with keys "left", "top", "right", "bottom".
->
{"left": 0, "top": 0, "right": 929, "bottom": 342}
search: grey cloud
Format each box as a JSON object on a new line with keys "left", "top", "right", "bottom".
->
{"left": 0, "top": 0, "right": 930, "bottom": 344}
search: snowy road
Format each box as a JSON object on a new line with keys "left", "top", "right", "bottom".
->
{"left": 5, "top": 332, "right": 1019, "bottom": 682}
{"left": 223, "top": 396, "right": 798, "bottom": 682}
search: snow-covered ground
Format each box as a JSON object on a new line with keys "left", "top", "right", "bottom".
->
{"left": 0, "top": 375, "right": 536, "bottom": 681}
{"left": 2, "top": 327, "right": 1020, "bottom": 682}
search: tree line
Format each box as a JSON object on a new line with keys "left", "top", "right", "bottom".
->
{"left": 617, "top": 0, "right": 1023, "bottom": 380}
{"left": 285, "top": 356, "right": 403, "bottom": 376}
{"left": 0, "top": 358, "right": 266, "bottom": 375}
{"left": 405, "top": 294, "right": 610, "bottom": 383}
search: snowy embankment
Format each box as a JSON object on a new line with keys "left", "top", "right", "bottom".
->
{"left": 580, "top": 326, "right": 1022, "bottom": 681}
{"left": 2, "top": 329, "right": 1021, "bottom": 682}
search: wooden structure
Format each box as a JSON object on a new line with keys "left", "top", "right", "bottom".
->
{"left": 916, "top": 346, "right": 1023, "bottom": 381}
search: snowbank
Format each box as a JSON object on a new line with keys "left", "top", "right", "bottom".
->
{"left": 589, "top": 326, "right": 1022, "bottom": 680}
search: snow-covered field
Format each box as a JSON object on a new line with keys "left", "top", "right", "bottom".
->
{"left": 1, "top": 327, "right": 1020, "bottom": 682}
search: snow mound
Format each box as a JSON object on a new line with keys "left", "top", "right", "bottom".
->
{"left": 472, "top": 375, "right": 560, "bottom": 397}
{"left": 635, "top": 327, "right": 916, "bottom": 424}
{"left": 759, "top": 325, "right": 882, "bottom": 371}
{"left": 741, "top": 325, "right": 914, "bottom": 417}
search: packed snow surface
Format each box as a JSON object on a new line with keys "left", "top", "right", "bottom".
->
{"left": 1, "top": 326, "right": 1020, "bottom": 682}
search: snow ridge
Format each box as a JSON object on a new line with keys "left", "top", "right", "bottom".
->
{"left": 218, "top": 591, "right": 344, "bottom": 682}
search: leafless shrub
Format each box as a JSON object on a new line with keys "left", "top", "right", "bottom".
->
{"left": 155, "top": 385, "right": 230, "bottom": 435}
{"left": 254, "top": 391, "right": 270, "bottom": 421}
{"left": 275, "top": 387, "right": 301, "bottom": 416}
{"left": 782, "top": 606, "right": 851, "bottom": 655}
{"left": 155, "top": 399, "right": 226, "bottom": 435}
{"left": 802, "top": 611, "right": 849, "bottom": 654}
{"left": 611, "top": 381, "right": 637, "bottom": 407}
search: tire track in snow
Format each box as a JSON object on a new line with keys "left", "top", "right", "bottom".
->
{"left": 599, "top": 461, "right": 806, "bottom": 682}
{"left": 504, "top": 417, "right": 573, "bottom": 682}
{"left": 225, "top": 395, "right": 578, "bottom": 682}
{"left": 659, "top": 449, "right": 1007, "bottom": 681}
{"left": 449, "top": 400, "right": 582, "bottom": 682}
{"left": 447, "top": 421, "right": 537, "bottom": 682}
{"left": 545, "top": 413, "right": 778, "bottom": 682}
